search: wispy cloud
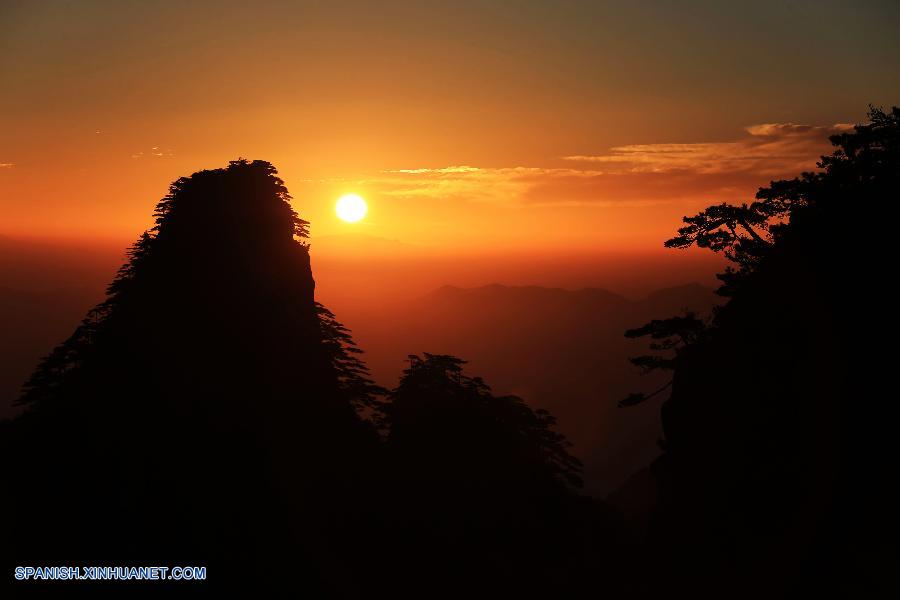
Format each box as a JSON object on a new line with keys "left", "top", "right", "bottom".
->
{"left": 562, "top": 123, "right": 851, "bottom": 175}
{"left": 309, "top": 122, "right": 845, "bottom": 208}
{"left": 372, "top": 165, "right": 610, "bottom": 205}
{"left": 0, "top": 163, "right": 14, "bottom": 168}
{"left": 131, "top": 146, "right": 173, "bottom": 159}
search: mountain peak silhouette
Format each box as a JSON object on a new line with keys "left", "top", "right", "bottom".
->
{"left": 3, "top": 159, "right": 379, "bottom": 592}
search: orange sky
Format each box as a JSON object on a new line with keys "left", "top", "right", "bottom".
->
{"left": 2, "top": 1, "right": 899, "bottom": 255}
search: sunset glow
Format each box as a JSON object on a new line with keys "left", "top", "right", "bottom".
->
{"left": 1, "top": 2, "right": 897, "bottom": 593}
{"left": 1, "top": 2, "right": 896, "bottom": 253}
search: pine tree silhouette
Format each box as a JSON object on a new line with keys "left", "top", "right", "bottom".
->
{"left": 623, "top": 107, "right": 900, "bottom": 598}
{"left": 373, "top": 353, "right": 614, "bottom": 598}
{"left": 384, "top": 353, "right": 582, "bottom": 490}
{"left": 2, "top": 159, "right": 380, "bottom": 593}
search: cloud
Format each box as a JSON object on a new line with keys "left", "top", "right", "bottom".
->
{"left": 131, "top": 146, "right": 173, "bottom": 159}
{"left": 372, "top": 165, "right": 610, "bottom": 205}
{"left": 0, "top": 163, "right": 13, "bottom": 168}
{"left": 562, "top": 122, "right": 852, "bottom": 176}
{"left": 308, "top": 121, "right": 847, "bottom": 208}
{"left": 389, "top": 166, "right": 482, "bottom": 175}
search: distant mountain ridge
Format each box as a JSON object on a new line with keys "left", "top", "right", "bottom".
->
{"left": 427, "top": 283, "right": 631, "bottom": 305}
{"left": 428, "top": 282, "right": 710, "bottom": 306}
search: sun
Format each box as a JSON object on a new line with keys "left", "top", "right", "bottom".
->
{"left": 335, "top": 194, "right": 368, "bottom": 223}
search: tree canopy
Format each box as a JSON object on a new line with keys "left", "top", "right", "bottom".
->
{"left": 622, "top": 106, "right": 900, "bottom": 406}
{"left": 383, "top": 352, "right": 582, "bottom": 489}
{"left": 619, "top": 106, "right": 900, "bottom": 597}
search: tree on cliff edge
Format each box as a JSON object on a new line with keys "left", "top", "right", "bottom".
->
{"left": 623, "top": 107, "right": 899, "bottom": 597}
{"left": 1, "top": 159, "right": 380, "bottom": 592}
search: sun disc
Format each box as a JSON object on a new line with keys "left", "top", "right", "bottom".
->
{"left": 336, "top": 194, "right": 367, "bottom": 223}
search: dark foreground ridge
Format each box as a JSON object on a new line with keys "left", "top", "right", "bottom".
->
{"left": 1, "top": 159, "right": 612, "bottom": 597}
{"left": 620, "top": 107, "right": 899, "bottom": 597}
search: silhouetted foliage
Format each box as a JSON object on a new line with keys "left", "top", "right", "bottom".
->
{"left": 666, "top": 105, "right": 900, "bottom": 296}
{"left": 1, "top": 159, "right": 630, "bottom": 597}
{"left": 619, "top": 312, "right": 708, "bottom": 406}
{"left": 623, "top": 106, "right": 900, "bottom": 597}
{"left": 316, "top": 302, "right": 387, "bottom": 416}
{"left": 665, "top": 202, "right": 772, "bottom": 272}
{"left": 383, "top": 353, "right": 582, "bottom": 488}
{"left": 373, "top": 353, "right": 624, "bottom": 598}
{"left": 3, "top": 159, "right": 379, "bottom": 594}
{"left": 622, "top": 106, "right": 900, "bottom": 408}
